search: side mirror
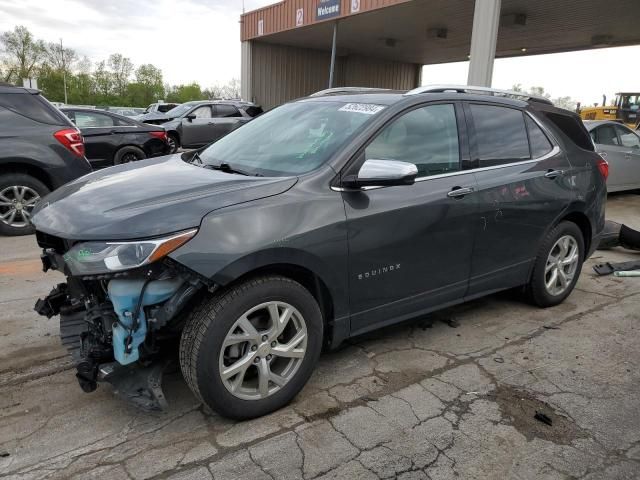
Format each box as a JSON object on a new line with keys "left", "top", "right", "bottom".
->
{"left": 343, "top": 159, "right": 418, "bottom": 188}
{"left": 186, "top": 114, "right": 196, "bottom": 122}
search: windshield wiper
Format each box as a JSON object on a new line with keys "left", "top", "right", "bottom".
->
{"left": 204, "top": 162, "right": 256, "bottom": 176}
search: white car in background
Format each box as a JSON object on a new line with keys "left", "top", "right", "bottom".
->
{"left": 585, "top": 120, "right": 640, "bottom": 192}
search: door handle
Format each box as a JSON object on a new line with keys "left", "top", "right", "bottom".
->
{"left": 447, "top": 186, "right": 474, "bottom": 198}
{"left": 544, "top": 169, "right": 564, "bottom": 179}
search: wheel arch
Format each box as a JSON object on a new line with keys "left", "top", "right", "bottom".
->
{"left": 558, "top": 210, "right": 592, "bottom": 258}
{"left": 205, "top": 249, "right": 349, "bottom": 349}
{"left": 0, "top": 161, "right": 54, "bottom": 191}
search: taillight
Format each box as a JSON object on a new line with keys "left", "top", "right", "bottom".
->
{"left": 149, "top": 131, "right": 168, "bottom": 141}
{"left": 54, "top": 128, "right": 85, "bottom": 157}
{"left": 596, "top": 155, "right": 609, "bottom": 180}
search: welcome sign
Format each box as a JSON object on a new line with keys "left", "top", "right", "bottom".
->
{"left": 317, "top": 0, "right": 341, "bottom": 20}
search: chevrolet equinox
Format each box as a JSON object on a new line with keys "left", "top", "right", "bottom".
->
{"left": 32, "top": 86, "right": 607, "bottom": 419}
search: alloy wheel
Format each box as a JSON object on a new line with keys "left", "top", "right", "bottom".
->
{"left": 544, "top": 235, "right": 579, "bottom": 296}
{"left": 0, "top": 185, "right": 40, "bottom": 228}
{"left": 218, "top": 301, "right": 308, "bottom": 400}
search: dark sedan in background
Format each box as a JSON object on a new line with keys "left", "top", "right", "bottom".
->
{"left": 140, "top": 100, "right": 263, "bottom": 153}
{"left": 61, "top": 108, "right": 170, "bottom": 168}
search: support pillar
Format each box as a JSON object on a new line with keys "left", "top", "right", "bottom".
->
{"left": 467, "top": 0, "right": 501, "bottom": 87}
{"left": 241, "top": 41, "right": 253, "bottom": 102}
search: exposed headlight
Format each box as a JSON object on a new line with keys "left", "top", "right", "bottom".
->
{"left": 63, "top": 229, "right": 197, "bottom": 275}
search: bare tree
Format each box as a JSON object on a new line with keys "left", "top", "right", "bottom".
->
{"left": 0, "top": 25, "right": 46, "bottom": 82}
{"left": 45, "top": 42, "right": 77, "bottom": 72}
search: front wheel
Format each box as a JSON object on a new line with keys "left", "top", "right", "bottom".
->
{"left": 179, "top": 276, "right": 323, "bottom": 419}
{"left": 527, "top": 221, "right": 584, "bottom": 308}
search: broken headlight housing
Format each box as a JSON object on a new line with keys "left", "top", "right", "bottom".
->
{"left": 63, "top": 229, "right": 197, "bottom": 275}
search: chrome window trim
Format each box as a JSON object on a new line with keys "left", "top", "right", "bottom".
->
{"left": 331, "top": 146, "right": 561, "bottom": 192}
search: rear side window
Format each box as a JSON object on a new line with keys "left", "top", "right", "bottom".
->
{"left": 0, "top": 93, "right": 67, "bottom": 125}
{"left": 592, "top": 124, "right": 620, "bottom": 146}
{"left": 542, "top": 111, "right": 594, "bottom": 151}
{"left": 525, "top": 115, "right": 553, "bottom": 157}
{"left": 215, "top": 105, "right": 242, "bottom": 118}
{"left": 244, "top": 106, "right": 264, "bottom": 117}
{"left": 73, "top": 111, "right": 116, "bottom": 128}
{"left": 470, "top": 104, "right": 530, "bottom": 166}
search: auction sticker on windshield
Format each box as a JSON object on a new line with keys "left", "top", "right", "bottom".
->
{"left": 339, "top": 103, "right": 386, "bottom": 115}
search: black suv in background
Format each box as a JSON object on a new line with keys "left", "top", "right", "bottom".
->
{"left": 140, "top": 100, "right": 263, "bottom": 152}
{"left": 33, "top": 86, "right": 606, "bottom": 419}
{"left": 0, "top": 84, "right": 91, "bottom": 236}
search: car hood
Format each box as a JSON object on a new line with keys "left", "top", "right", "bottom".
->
{"left": 31, "top": 154, "right": 297, "bottom": 240}
{"left": 137, "top": 112, "right": 175, "bottom": 124}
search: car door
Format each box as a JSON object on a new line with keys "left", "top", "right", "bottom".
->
{"left": 613, "top": 124, "right": 640, "bottom": 188}
{"left": 465, "top": 103, "right": 574, "bottom": 295}
{"left": 71, "top": 110, "right": 120, "bottom": 168}
{"left": 342, "top": 103, "right": 478, "bottom": 334}
{"left": 209, "top": 105, "right": 247, "bottom": 143}
{"left": 180, "top": 105, "right": 214, "bottom": 147}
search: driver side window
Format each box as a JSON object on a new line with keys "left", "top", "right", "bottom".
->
{"left": 365, "top": 104, "right": 460, "bottom": 177}
{"left": 191, "top": 106, "right": 213, "bottom": 119}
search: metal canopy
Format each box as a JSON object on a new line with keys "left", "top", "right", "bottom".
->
{"left": 252, "top": 0, "right": 640, "bottom": 65}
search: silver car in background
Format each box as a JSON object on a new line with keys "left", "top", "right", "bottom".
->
{"left": 585, "top": 120, "right": 640, "bottom": 192}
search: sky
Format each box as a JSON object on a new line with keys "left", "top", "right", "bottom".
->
{"left": 0, "top": 0, "right": 638, "bottom": 106}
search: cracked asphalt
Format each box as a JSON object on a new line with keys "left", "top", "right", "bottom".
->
{"left": 1, "top": 193, "right": 639, "bottom": 480}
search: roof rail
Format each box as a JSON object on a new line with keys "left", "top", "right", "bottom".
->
{"left": 310, "top": 87, "right": 396, "bottom": 97}
{"left": 405, "top": 84, "right": 554, "bottom": 105}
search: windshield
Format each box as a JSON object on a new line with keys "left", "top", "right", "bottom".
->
{"left": 163, "top": 104, "right": 192, "bottom": 117}
{"left": 198, "top": 100, "right": 385, "bottom": 176}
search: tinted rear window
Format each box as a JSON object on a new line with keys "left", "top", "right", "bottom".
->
{"left": 542, "top": 111, "right": 594, "bottom": 151}
{"left": 470, "top": 104, "right": 530, "bottom": 166}
{"left": 244, "top": 106, "right": 264, "bottom": 117}
{"left": 0, "top": 93, "right": 67, "bottom": 125}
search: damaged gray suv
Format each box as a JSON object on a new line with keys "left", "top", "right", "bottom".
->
{"left": 32, "top": 86, "right": 607, "bottom": 419}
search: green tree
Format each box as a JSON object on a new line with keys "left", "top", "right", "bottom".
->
{"left": 92, "top": 60, "right": 114, "bottom": 103}
{"left": 128, "top": 63, "right": 164, "bottom": 106}
{"left": 108, "top": 53, "right": 133, "bottom": 101}
{"left": 166, "top": 82, "right": 205, "bottom": 103}
{"left": 0, "top": 25, "right": 46, "bottom": 83}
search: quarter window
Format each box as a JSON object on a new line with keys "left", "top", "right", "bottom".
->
{"left": 215, "top": 105, "right": 242, "bottom": 118}
{"left": 525, "top": 115, "right": 553, "bottom": 157}
{"left": 365, "top": 104, "right": 460, "bottom": 177}
{"left": 470, "top": 104, "right": 530, "bottom": 166}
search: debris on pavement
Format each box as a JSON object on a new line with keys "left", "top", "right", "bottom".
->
{"left": 593, "top": 260, "right": 640, "bottom": 276}
{"left": 614, "top": 270, "right": 640, "bottom": 277}
{"left": 534, "top": 411, "right": 553, "bottom": 426}
{"left": 597, "top": 220, "right": 622, "bottom": 250}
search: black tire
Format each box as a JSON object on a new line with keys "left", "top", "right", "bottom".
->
{"left": 0, "top": 173, "right": 50, "bottom": 236}
{"left": 179, "top": 275, "right": 323, "bottom": 420}
{"left": 167, "top": 133, "right": 180, "bottom": 154}
{"left": 114, "top": 146, "right": 146, "bottom": 165}
{"left": 527, "top": 221, "right": 584, "bottom": 308}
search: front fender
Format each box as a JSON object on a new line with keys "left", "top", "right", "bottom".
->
{"left": 169, "top": 186, "right": 349, "bottom": 318}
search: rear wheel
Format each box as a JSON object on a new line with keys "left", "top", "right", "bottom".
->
{"left": 167, "top": 133, "right": 180, "bottom": 154}
{"left": 527, "top": 221, "right": 584, "bottom": 307}
{"left": 0, "top": 173, "right": 49, "bottom": 236}
{"left": 114, "top": 146, "right": 146, "bottom": 165}
{"left": 179, "top": 276, "right": 323, "bottom": 419}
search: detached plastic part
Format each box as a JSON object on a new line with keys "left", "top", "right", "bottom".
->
{"left": 597, "top": 221, "right": 622, "bottom": 250}
{"left": 593, "top": 260, "right": 640, "bottom": 276}
{"left": 99, "top": 360, "right": 170, "bottom": 411}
